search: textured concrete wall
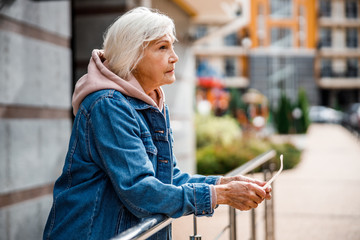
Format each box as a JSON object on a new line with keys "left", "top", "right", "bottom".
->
{"left": 0, "top": 0, "right": 71, "bottom": 239}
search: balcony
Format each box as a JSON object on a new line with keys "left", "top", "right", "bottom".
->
{"left": 318, "top": 69, "right": 360, "bottom": 89}
{"left": 318, "top": 77, "right": 360, "bottom": 89}
{"left": 318, "top": 48, "right": 360, "bottom": 57}
{"left": 318, "top": 17, "right": 360, "bottom": 28}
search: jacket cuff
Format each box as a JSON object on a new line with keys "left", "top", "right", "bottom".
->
{"left": 193, "top": 183, "right": 214, "bottom": 216}
{"left": 204, "top": 175, "right": 222, "bottom": 185}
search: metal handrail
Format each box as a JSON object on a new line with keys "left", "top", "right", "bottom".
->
{"left": 111, "top": 214, "right": 172, "bottom": 240}
{"left": 217, "top": 149, "right": 276, "bottom": 240}
{"left": 225, "top": 150, "right": 276, "bottom": 177}
{"left": 111, "top": 149, "right": 276, "bottom": 240}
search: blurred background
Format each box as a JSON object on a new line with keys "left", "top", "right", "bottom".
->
{"left": 1, "top": 0, "right": 360, "bottom": 239}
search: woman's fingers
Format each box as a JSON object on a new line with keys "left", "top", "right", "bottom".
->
{"left": 229, "top": 182, "right": 266, "bottom": 209}
{"left": 215, "top": 179, "right": 272, "bottom": 211}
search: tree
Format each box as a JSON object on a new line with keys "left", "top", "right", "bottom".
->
{"left": 295, "top": 88, "right": 310, "bottom": 133}
{"left": 275, "top": 92, "right": 291, "bottom": 134}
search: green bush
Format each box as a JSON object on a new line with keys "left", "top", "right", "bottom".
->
{"left": 195, "top": 114, "right": 302, "bottom": 175}
{"left": 274, "top": 93, "right": 291, "bottom": 134}
{"left": 272, "top": 88, "right": 311, "bottom": 134}
{"left": 195, "top": 114, "right": 241, "bottom": 148}
{"left": 295, "top": 88, "right": 310, "bottom": 134}
{"left": 196, "top": 140, "right": 301, "bottom": 175}
{"left": 270, "top": 142, "right": 302, "bottom": 170}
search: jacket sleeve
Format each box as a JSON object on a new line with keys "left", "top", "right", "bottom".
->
{"left": 88, "top": 96, "right": 215, "bottom": 219}
{"left": 171, "top": 154, "right": 221, "bottom": 186}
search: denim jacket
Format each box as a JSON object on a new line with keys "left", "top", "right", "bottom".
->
{"left": 43, "top": 89, "right": 220, "bottom": 240}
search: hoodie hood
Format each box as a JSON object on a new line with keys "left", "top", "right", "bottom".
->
{"left": 72, "top": 49, "right": 165, "bottom": 115}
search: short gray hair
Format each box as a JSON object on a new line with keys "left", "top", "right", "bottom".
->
{"left": 103, "top": 7, "right": 176, "bottom": 79}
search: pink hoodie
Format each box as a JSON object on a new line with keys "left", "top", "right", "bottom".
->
{"left": 72, "top": 49, "right": 165, "bottom": 116}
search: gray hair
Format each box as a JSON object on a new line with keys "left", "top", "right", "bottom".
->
{"left": 103, "top": 7, "right": 176, "bottom": 79}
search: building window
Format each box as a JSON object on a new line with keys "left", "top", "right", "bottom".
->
{"left": 271, "top": 28, "right": 293, "bottom": 47}
{"left": 224, "top": 33, "right": 239, "bottom": 46}
{"left": 225, "top": 58, "right": 236, "bottom": 77}
{"left": 195, "top": 25, "right": 207, "bottom": 40}
{"left": 271, "top": 0, "right": 292, "bottom": 18}
{"left": 257, "top": 4, "right": 266, "bottom": 46}
{"left": 268, "top": 57, "right": 296, "bottom": 108}
{"left": 347, "top": 58, "right": 358, "bottom": 77}
{"left": 346, "top": 28, "right": 358, "bottom": 48}
{"left": 298, "top": 5, "right": 306, "bottom": 47}
{"left": 319, "top": 28, "right": 332, "bottom": 48}
{"left": 345, "top": 0, "right": 358, "bottom": 18}
{"left": 321, "top": 59, "right": 332, "bottom": 77}
{"left": 319, "top": 0, "right": 331, "bottom": 17}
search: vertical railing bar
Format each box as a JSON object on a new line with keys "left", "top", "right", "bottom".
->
{"left": 270, "top": 182, "right": 275, "bottom": 240}
{"left": 190, "top": 215, "right": 202, "bottom": 240}
{"left": 250, "top": 171, "right": 257, "bottom": 240}
{"left": 229, "top": 207, "right": 237, "bottom": 240}
{"left": 193, "top": 215, "right": 197, "bottom": 235}
{"left": 269, "top": 163, "right": 276, "bottom": 240}
{"left": 251, "top": 208, "right": 256, "bottom": 240}
{"left": 264, "top": 168, "right": 270, "bottom": 240}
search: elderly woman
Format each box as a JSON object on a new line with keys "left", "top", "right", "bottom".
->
{"left": 43, "top": 7, "right": 271, "bottom": 240}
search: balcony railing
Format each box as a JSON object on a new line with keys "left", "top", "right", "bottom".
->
{"left": 112, "top": 150, "right": 277, "bottom": 240}
{"left": 321, "top": 70, "right": 359, "bottom": 78}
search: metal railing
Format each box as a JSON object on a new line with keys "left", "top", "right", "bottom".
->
{"left": 112, "top": 149, "right": 276, "bottom": 240}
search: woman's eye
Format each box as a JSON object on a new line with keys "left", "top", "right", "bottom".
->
{"left": 160, "top": 45, "right": 167, "bottom": 50}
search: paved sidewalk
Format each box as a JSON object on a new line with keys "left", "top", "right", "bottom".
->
{"left": 173, "top": 124, "right": 360, "bottom": 239}
{"left": 274, "top": 124, "right": 360, "bottom": 240}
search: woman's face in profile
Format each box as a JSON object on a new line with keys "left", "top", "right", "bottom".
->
{"left": 133, "top": 34, "right": 179, "bottom": 93}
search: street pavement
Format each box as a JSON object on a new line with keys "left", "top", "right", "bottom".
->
{"left": 172, "top": 124, "right": 360, "bottom": 239}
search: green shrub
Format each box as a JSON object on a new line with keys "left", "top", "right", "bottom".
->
{"left": 270, "top": 142, "right": 302, "bottom": 170}
{"left": 274, "top": 93, "right": 291, "bottom": 134}
{"left": 195, "top": 114, "right": 241, "bottom": 148}
{"left": 197, "top": 141, "right": 302, "bottom": 175}
{"left": 197, "top": 144, "right": 250, "bottom": 175}
{"left": 195, "top": 114, "right": 302, "bottom": 175}
{"left": 295, "top": 88, "right": 310, "bottom": 134}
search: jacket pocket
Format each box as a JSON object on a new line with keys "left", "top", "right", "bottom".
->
{"left": 140, "top": 131, "right": 158, "bottom": 155}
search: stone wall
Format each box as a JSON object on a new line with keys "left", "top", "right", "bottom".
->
{"left": 0, "top": 1, "right": 72, "bottom": 239}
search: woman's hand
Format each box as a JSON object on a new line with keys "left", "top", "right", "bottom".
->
{"left": 215, "top": 175, "right": 272, "bottom": 210}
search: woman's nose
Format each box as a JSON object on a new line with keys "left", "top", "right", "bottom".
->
{"left": 169, "top": 49, "right": 179, "bottom": 63}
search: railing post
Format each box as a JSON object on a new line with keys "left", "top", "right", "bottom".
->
{"left": 264, "top": 162, "right": 276, "bottom": 240}
{"left": 189, "top": 215, "right": 201, "bottom": 240}
{"left": 251, "top": 208, "right": 256, "bottom": 240}
{"left": 229, "top": 207, "right": 237, "bottom": 240}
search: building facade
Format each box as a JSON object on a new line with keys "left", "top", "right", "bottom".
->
{"left": 249, "top": 0, "right": 319, "bottom": 108}
{"left": 192, "top": 0, "right": 360, "bottom": 111}
{"left": 315, "top": 0, "right": 360, "bottom": 108}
